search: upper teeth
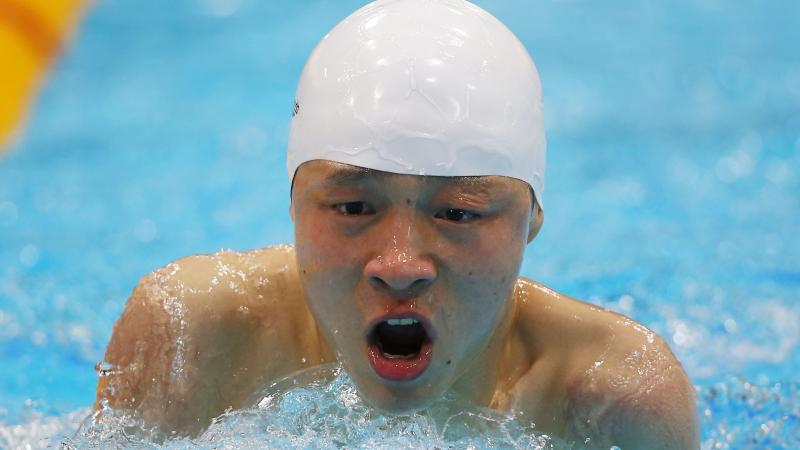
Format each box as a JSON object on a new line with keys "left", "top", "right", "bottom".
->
{"left": 387, "top": 318, "right": 418, "bottom": 326}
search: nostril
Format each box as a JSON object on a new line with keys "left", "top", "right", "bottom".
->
{"left": 368, "top": 274, "right": 433, "bottom": 296}
{"left": 368, "top": 276, "right": 390, "bottom": 290}
{"left": 408, "top": 277, "right": 433, "bottom": 292}
{"left": 364, "top": 245, "right": 437, "bottom": 293}
{"left": 365, "top": 259, "right": 437, "bottom": 294}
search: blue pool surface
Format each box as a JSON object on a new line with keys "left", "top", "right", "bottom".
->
{"left": 0, "top": 0, "right": 799, "bottom": 448}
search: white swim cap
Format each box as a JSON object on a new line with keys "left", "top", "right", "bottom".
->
{"left": 288, "top": 0, "right": 546, "bottom": 207}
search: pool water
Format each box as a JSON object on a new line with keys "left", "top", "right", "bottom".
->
{"left": 1, "top": 0, "right": 798, "bottom": 448}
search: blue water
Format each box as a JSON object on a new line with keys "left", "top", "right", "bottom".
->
{"left": 0, "top": 0, "right": 798, "bottom": 448}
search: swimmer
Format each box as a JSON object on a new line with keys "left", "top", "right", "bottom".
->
{"left": 95, "top": 1, "right": 699, "bottom": 447}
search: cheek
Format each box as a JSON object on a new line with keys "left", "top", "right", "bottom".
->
{"left": 454, "top": 217, "right": 527, "bottom": 276}
{"left": 295, "top": 221, "right": 359, "bottom": 345}
{"left": 438, "top": 218, "right": 527, "bottom": 340}
{"left": 295, "top": 209, "right": 367, "bottom": 324}
{"left": 295, "top": 209, "right": 361, "bottom": 276}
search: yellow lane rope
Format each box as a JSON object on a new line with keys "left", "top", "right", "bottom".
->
{"left": 0, "top": 0, "right": 87, "bottom": 153}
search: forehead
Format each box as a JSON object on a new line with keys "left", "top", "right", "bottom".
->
{"left": 295, "top": 160, "right": 526, "bottom": 193}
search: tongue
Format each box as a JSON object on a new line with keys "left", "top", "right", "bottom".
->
{"left": 376, "top": 322, "right": 426, "bottom": 356}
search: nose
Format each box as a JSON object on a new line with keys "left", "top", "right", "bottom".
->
{"left": 363, "top": 218, "right": 437, "bottom": 296}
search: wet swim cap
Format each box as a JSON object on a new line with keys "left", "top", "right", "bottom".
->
{"left": 288, "top": 0, "right": 546, "bottom": 207}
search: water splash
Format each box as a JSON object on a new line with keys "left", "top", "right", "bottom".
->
{"left": 63, "top": 364, "right": 570, "bottom": 449}
{"left": 2, "top": 370, "right": 799, "bottom": 449}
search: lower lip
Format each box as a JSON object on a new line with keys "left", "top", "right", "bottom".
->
{"left": 367, "top": 341, "right": 433, "bottom": 382}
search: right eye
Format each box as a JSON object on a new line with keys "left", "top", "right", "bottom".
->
{"left": 333, "top": 201, "right": 375, "bottom": 216}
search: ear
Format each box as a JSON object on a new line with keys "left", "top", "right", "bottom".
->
{"left": 527, "top": 201, "right": 544, "bottom": 243}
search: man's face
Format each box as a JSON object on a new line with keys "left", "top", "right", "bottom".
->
{"left": 292, "top": 160, "right": 537, "bottom": 413}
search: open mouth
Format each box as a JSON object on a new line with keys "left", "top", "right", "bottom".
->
{"left": 367, "top": 316, "right": 433, "bottom": 381}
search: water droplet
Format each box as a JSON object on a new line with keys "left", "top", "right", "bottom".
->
{"left": 95, "top": 361, "right": 118, "bottom": 377}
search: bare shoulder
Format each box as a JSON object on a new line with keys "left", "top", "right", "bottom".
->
{"left": 96, "top": 244, "right": 325, "bottom": 436}
{"left": 105, "top": 245, "right": 305, "bottom": 353}
{"left": 512, "top": 278, "right": 699, "bottom": 449}
{"left": 148, "top": 243, "right": 300, "bottom": 306}
{"left": 127, "top": 244, "right": 311, "bottom": 346}
{"left": 513, "top": 278, "right": 616, "bottom": 353}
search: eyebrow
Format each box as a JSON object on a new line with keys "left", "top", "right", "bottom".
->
{"left": 438, "top": 176, "right": 493, "bottom": 189}
{"left": 323, "top": 166, "right": 377, "bottom": 185}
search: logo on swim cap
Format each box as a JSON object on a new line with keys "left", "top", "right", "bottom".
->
{"left": 287, "top": 0, "right": 546, "bottom": 207}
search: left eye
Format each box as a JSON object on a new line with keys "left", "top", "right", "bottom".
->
{"left": 435, "top": 208, "right": 480, "bottom": 222}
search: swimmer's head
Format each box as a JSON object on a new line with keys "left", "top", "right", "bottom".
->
{"left": 287, "top": 0, "right": 546, "bottom": 208}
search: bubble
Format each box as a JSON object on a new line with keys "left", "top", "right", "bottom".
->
{"left": 232, "top": 126, "right": 267, "bottom": 156}
{"left": 133, "top": 219, "right": 157, "bottom": 243}
{"left": 19, "top": 244, "right": 39, "bottom": 267}
{"left": 30, "top": 330, "right": 47, "bottom": 346}
{"left": 0, "top": 408, "right": 91, "bottom": 449}
{"left": 724, "top": 318, "right": 738, "bottom": 334}
{"left": 201, "top": 0, "right": 241, "bottom": 17}
{"left": 62, "top": 323, "right": 92, "bottom": 347}
{"left": 618, "top": 295, "right": 635, "bottom": 313}
{"left": 0, "top": 310, "right": 21, "bottom": 340}
{"left": 715, "top": 151, "right": 754, "bottom": 182}
{"left": 671, "top": 320, "right": 700, "bottom": 348}
{"left": 765, "top": 159, "right": 790, "bottom": 184}
{"left": 699, "top": 377, "right": 800, "bottom": 449}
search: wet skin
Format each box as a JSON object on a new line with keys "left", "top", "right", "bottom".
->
{"left": 96, "top": 161, "right": 699, "bottom": 448}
